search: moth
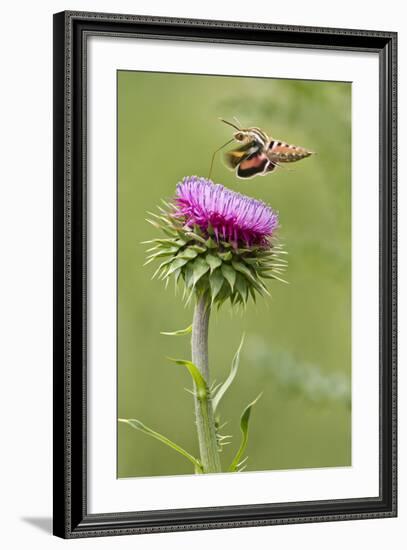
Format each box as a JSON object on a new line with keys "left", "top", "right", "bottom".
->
{"left": 210, "top": 118, "right": 315, "bottom": 179}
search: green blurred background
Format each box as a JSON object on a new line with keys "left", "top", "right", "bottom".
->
{"left": 117, "top": 71, "right": 351, "bottom": 478}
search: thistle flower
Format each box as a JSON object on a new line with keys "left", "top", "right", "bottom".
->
{"left": 175, "top": 176, "right": 279, "bottom": 246}
{"left": 144, "top": 176, "right": 287, "bottom": 306}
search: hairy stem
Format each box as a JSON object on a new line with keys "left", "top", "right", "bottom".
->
{"left": 191, "top": 294, "right": 222, "bottom": 473}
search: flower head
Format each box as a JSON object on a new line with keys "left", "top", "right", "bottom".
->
{"left": 175, "top": 176, "right": 279, "bottom": 247}
{"left": 144, "top": 176, "right": 286, "bottom": 307}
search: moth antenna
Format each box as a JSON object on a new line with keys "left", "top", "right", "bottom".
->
{"left": 233, "top": 116, "right": 242, "bottom": 128}
{"left": 218, "top": 117, "right": 240, "bottom": 131}
{"left": 208, "top": 138, "right": 235, "bottom": 180}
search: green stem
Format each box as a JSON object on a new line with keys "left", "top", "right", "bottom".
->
{"left": 191, "top": 294, "right": 222, "bottom": 473}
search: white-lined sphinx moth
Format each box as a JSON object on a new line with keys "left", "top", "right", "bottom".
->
{"left": 211, "top": 118, "right": 315, "bottom": 179}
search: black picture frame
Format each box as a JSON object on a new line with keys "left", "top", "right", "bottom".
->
{"left": 53, "top": 10, "right": 397, "bottom": 539}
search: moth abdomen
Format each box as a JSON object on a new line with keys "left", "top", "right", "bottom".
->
{"left": 268, "top": 140, "right": 314, "bottom": 163}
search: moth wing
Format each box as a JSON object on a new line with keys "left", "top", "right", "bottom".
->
{"left": 223, "top": 142, "right": 253, "bottom": 170}
{"left": 224, "top": 149, "right": 248, "bottom": 170}
{"left": 236, "top": 151, "right": 269, "bottom": 179}
{"left": 263, "top": 161, "right": 278, "bottom": 175}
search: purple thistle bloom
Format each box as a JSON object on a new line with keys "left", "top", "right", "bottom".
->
{"left": 174, "top": 176, "right": 279, "bottom": 246}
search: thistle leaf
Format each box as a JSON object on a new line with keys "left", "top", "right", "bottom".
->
{"left": 212, "top": 335, "right": 245, "bottom": 412}
{"left": 145, "top": 245, "right": 161, "bottom": 253}
{"left": 209, "top": 269, "right": 224, "bottom": 302}
{"left": 191, "top": 257, "right": 210, "bottom": 287}
{"left": 215, "top": 280, "right": 232, "bottom": 309}
{"left": 146, "top": 211, "right": 167, "bottom": 222}
{"left": 160, "top": 324, "right": 192, "bottom": 336}
{"left": 174, "top": 268, "right": 182, "bottom": 286}
{"left": 241, "top": 257, "right": 260, "bottom": 265}
{"left": 151, "top": 257, "right": 174, "bottom": 278}
{"left": 168, "top": 358, "right": 208, "bottom": 401}
{"left": 189, "top": 245, "right": 207, "bottom": 254}
{"left": 157, "top": 225, "right": 179, "bottom": 238}
{"left": 143, "top": 238, "right": 180, "bottom": 247}
{"left": 235, "top": 248, "right": 252, "bottom": 255}
{"left": 163, "top": 257, "right": 190, "bottom": 278}
{"left": 232, "top": 260, "right": 258, "bottom": 285}
{"left": 218, "top": 251, "right": 233, "bottom": 261}
{"left": 184, "top": 263, "right": 194, "bottom": 288}
{"left": 221, "top": 264, "right": 236, "bottom": 291}
{"left": 229, "top": 393, "right": 262, "bottom": 472}
{"left": 205, "top": 254, "right": 222, "bottom": 272}
{"left": 174, "top": 238, "right": 188, "bottom": 247}
{"left": 237, "top": 263, "right": 270, "bottom": 295}
{"left": 118, "top": 418, "right": 203, "bottom": 472}
{"left": 205, "top": 237, "right": 217, "bottom": 249}
{"left": 267, "top": 263, "right": 288, "bottom": 269}
{"left": 249, "top": 286, "right": 257, "bottom": 303}
{"left": 262, "top": 273, "right": 289, "bottom": 284}
{"left": 185, "top": 231, "right": 207, "bottom": 245}
{"left": 147, "top": 248, "right": 180, "bottom": 260}
{"left": 176, "top": 248, "right": 198, "bottom": 260}
{"left": 235, "top": 273, "right": 249, "bottom": 303}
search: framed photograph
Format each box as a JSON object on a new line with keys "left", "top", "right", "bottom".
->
{"left": 53, "top": 11, "right": 397, "bottom": 538}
